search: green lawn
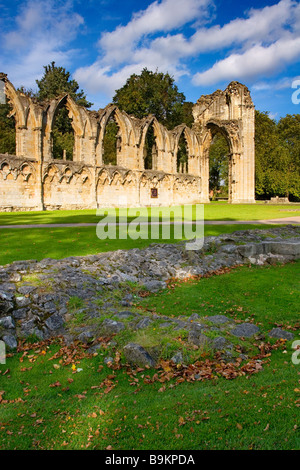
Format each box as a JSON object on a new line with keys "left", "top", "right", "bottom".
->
{"left": 0, "top": 261, "right": 299, "bottom": 450}
{"left": 0, "top": 224, "right": 281, "bottom": 266}
{"left": 0, "top": 202, "right": 299, "bottom": 225}
{"left": 0, "top": 202, "right": 298, "bottom": 266}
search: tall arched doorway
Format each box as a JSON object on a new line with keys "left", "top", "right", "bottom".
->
{"left": 209, "top": 131, "right": 230, "bottom": 200}
{"left": 51, "top": 98, "right": 75, "bottom": 160}
{"left": 176, "top": 131, "right": 189, "bottom": 174}
{"left": 143, "top": 123, "right": 158, "bottom": 170}
{"left": 102, "top": 112, "right": 121, "bottom": 166}
{"left": 193, "top": 81, "right": 255, "bottom": 204}
{"left": 0, "top": 79, "right": 16, "bottom": 155}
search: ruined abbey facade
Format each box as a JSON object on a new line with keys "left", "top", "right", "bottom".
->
{"left": 0, "top": 73, "right": 255, "bottom": 211}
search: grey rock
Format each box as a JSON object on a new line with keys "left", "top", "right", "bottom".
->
{"left": 173, "top": 320, "right": 189, "bottom": 330}
{"left": 123, "top": 343, "right": 156, "bottom": 367}
{"left": 123, "top": 294, "right": 134, "bottom": 301}
{"left": 12, "top": 308, "right": 28, "bottom": 319}
{"left": 114, "top": 310, "right": 136, "bottom": 320}
{"left": 263, "top": 241, "right": 300, "bottom": 257}
{"left": 0, "top": 300, "right": 14, "bottom": 315}
{"left": 0, "top": 290, "right": 14, "bottom": 302}
{"left": 43, "top": 301, "right": 57, "bottom": 314}
{"left": 238, "top": 240, "right": 300, "bottom": 259}
{"left": 39, "top": 294, "right": 54, "bottom": 304}
{"left": 78, "top": 330, "right": 95, "bottom": 343}
{"left": 15, "top": 296, "right": 31, "bottom": 308}
{"left": 20, "top": 319, "right": 37, "bottom": 337}
{"left": 239, "top": 354, "right": 249, "bottom": 360}
{"left": 222, "top": 349, "right": 234, "bottom": 360}
{"left": 189, "top": 321, "right": 204, "bottom": 332}
{"left": 18, "top": 285, "right": 37, "bottom": 295}
{"left": 171, "top": 351, "right": 183, "bottom": 364}
{"left": 189, "top": 313, "right": 201, "bottom": 321}
{"left": 102, "top": 318, "right": 125, "bottom": 335}
{"left": 2, "top": 334, "right": 18, "bottom": 349}
{"left": 268, "top": 328, "right": 294, "bottom": 341}
{"left": 231, "top": 323, "right": 260, "bottom": 338}
{"left": 0, "top": 316, "right": 15, "bottom": 329}
{"left": 45, "top": 313, "right": 64, "bottom": 331}
{"left": 212, "top": 336, "right": 228, "bottom": 350}
{"left": 86, "top": 343, "right": 102, "bottom": 354}
{"left": 237, "top": 244, "right": 263, "bottom": 258}
{"left": 59, "top": 307, "right": 68, "bottom": 316}
{"left": 0, "top": 283, "right": 16, "bottom": 292}
{"left": 0, "top": 226, "right": 298, "bottom": 356}
{"left": 219, "top": 244, "right": 238, "bottom": 254}
{"left": 188, "top": 330, "right": 211, "bottom": 347}
{"left": 141, "top": 280, "right": 166, "bottom": 293}
{"left": 158, "top": 322, "right": 174, "bottom": 328}
{"left": 135, "top": 317, "right": 153, "bottom": 330}
{"left": 206, "top": 315, "right": 231, "bottom": 324}
{"left": 104, "top": 356, "right": 114, "bottom": 365}
{"left": 9, "top": 272, "right": 22, "bottom": 282}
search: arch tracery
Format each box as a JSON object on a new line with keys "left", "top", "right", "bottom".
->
{"left": 0, "top": 75, "right": 255, "bottom": 208}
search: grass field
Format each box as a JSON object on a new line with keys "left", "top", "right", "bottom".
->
{"left": 0, "top": 202, "right": 298, "bottom": 265}
{"left": 0, "top": 202, "right": 299, "bottom": 226}
{"left": 0, "top": 261, "right": 299, "bottom": 450}
{"left": 0, "top": 223, "right": 282, "bottom": 266}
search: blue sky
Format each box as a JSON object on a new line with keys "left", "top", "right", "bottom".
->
{"left": 1, "top": 0, "right": 300, "bottom": 119}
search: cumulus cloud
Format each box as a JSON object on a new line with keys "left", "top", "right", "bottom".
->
{"left": 2, "top": 0, "right": 300, "bottom": 107}
{"left": 74, "top": 0, "right": 214, "bottom": 98}
{"left": 193, "top": 36, "right": 300, "bottom": 85}
{"left": 150, "top": 0, "right": 297, "bottom": 58}
{"left": 98, "top": 0, "right": 213, "bottom": 66}
{"left": 74, "top": 0, "right": 300, "bottom": 103}
{"left": 1, "top": 0, "right": 84, "bottom": 89}
{"left": 252, "top": 75, "right": 300, "bottom": 91}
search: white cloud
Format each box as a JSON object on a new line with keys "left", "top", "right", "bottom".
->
{"left": 74, "top": 0, "right": 214, "bottom": 98}
{"left": 193, "top": 36, "right": 300, "bottom": 85}
{"left": 268, "top": 112, "right": 278, "bottom": 120}
{"left": 149, "top": 0, "right": 296, "bottom": 58}
{"left": 74, "top": 0, "right": 300, "bottom": 103}
{"left": 252, "top": 75, "right": 300, "bottom": 91}
{"left": 1, "top": 0, "right": 84, "bottom": 89}
{"left": 98, "top": 0, "right": 213, "bottom": 66}
{"left": 3, "top": 0, "right": 299, "bottom": 108}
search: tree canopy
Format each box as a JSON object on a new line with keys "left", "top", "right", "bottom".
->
{"left": 35, "top": 62, "right": 94, "bottom": 160}
{"left": 36, "top": 61, "right": 92, "bottom": 108}
{"left": 255, "top": 110, "right": 300, "bottom": 201}
{"left": 0, "top": 103, "right": 16, "bottom": 154}
{"left": 0, "top": 63, "right": 299, "bottom": 200}
{"left": 111, "top": 68, "right": 194, "bottom": 169}
{"left": 112, "top": 68, "right": 192, "bottom": 130}
{"left": 209, "top": 133, "right": 229, "bottom": 198}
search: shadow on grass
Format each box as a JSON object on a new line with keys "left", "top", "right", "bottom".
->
{"left": 0, "top": 203, "right": 299, "bottom": 226}
{"left": 0, "top": 224, "right": 282, "bottom": 266}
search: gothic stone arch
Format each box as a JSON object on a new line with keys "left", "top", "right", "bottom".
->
{"left": 0, "top": 74, "right": 255, "bottom": 210}
{"left": 43, "top": 94, "right": 97, "bottom": 164}
{"left": 193, "top": 81, "right": 255, "bottom": 203}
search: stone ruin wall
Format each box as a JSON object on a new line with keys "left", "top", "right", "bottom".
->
{"left": 0, "top": 73, "right": 255, "bottom": 211}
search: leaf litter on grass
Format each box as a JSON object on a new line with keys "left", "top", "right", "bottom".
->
{"left": 9, "top": 333, "right": 288, "bottom": 398}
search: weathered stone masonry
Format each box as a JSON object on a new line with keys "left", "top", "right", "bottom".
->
{"left": 0, "top": 73, "right": 255, "bottom": 210}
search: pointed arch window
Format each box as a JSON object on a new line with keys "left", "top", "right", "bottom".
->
{"left": 177, "top": 131, "right": 189, "bottom": 174}
{"left": 0, "top": 79, "right": 16, "bottom": 155}
{"left": 52, "top": 100, "right": 75, "bottom": 161}
{"left": 144, "top": 123, "right": 158, "bottom": 170}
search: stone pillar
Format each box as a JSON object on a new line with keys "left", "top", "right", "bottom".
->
{"left": 15, "top": 126, "right": 27, "bottom": 157}
{"left": 33, "top": 127, "right": 44, "bottom": 210}
{"left": 199, "top": 151, "right": 210, "bottom": 203}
